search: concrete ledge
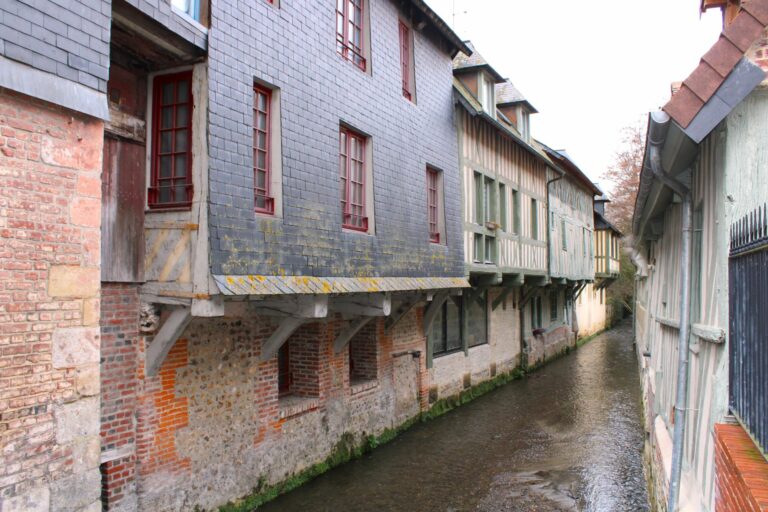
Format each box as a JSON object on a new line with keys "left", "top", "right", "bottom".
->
{"left": 0, "top": 56, "right": 108, "bottom": 120}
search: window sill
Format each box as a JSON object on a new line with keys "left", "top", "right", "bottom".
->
{"left": 350, "top": 379, "right": 378, "bottom": 395}
{"left": 278, "top": 395, "right": 319, "bottom": 419}
{"left": 146, "top": 205, "right": 193, "bottom": 213}
{"left": 433, "top": 348, "right": 464, "bottom": 359}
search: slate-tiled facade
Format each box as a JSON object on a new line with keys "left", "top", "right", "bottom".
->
{"left": 0, "top": 0, "right": 111, "bottom": 92}
{"left": 207, "top": 0, "right": 465, "bottom": 278}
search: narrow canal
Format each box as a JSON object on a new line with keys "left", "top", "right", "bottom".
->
{"left": 259, "top": 321, "right": 650, "bottom": 511}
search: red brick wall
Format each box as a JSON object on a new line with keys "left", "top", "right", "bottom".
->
{"left": 714, "top": 423, "right": 768, "bottom": 511}
{"left": 349, "top": 322, "right": 378, "bottom": 382}
{"left": 100, "top": 283, "right": 141, "bottom": 509}
{"left": 0, "top": 89, "right": 103, "bottom": 510}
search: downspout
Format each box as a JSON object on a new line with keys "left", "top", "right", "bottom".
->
{"left": 648, "top": 112, "right": 693, "bottom": 512}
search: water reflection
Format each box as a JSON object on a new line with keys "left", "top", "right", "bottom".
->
{"left": 259, "top": 321, "right": 649, "bottom": 511}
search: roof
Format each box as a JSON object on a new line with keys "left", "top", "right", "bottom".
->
{"left": 406, "top": 0, "right": 471, "bottom": 57}
{"left": 495, "top": 80, "right": 538, "bottom": 113}
{"left": 213, "top": 275, "right": 470, "bottom": 296}
{"left": 595, "top": 210, "right": 623, "bottom": 236}
{"left": 453, "top": 41, "right": 505, "bottom": 82}
{"left": 453, "top": 78, "right": 559, "bottom": 171}
{"left": 663, "top": 0, "right": 768, "bottom": 132}
{"left": 540, "top": 145, "right": 603, "bottom": 196}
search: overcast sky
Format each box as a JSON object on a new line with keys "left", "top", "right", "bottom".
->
{"left": 426, "top": 0, "right": 723, "bottom": 192}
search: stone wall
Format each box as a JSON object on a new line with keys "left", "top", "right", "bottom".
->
{"left": 0, "top": 89, "right": 103, "bottom": 512}
{"left": 104, "top": 305, "right": 429, "bottom": 511}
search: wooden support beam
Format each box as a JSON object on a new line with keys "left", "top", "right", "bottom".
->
{"left": 471, "top": 272, "right": 502, "bottom": 287}
{"left": 259, "top": 317, "right": 307, "bottom": 361}
{"left": 553, "top": 278, "right": 567, "bottom": 285}
{"left": 333, "top": 317, "right": 375, "bottom": 354}
{"left": 492, "top": 286, "right": 515, "bottom": 311}
{"left": 385, "top": 298, "right": 420, "bottom": 333}
{"left": 519, "top": 286, "right": 539, "bottom": 309}
{"left": 422, "top": 290, "right": 449, "bottom": 335}
{"left": 331, "top": 293, "right": 391, "bottom": 316}
{"left": 251, "top": 295, "right": 328, "bottom": 318}
{"left": 191, "top": 296, "right": 224, "bottom": 317}
{"left": 145, "top": 307, "right": 192, "bottom": 377}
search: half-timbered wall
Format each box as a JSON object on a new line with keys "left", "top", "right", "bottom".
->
{"left": 548, "top": 172, "right": 594, "bottom": 280}
{"left": 636, "top": 124, "right": 729, "bottom": 511}
{"left": 594, "top": 229, "right": 620, "bottom": 276}
{"left": 457, "top": 108, "right": 547, "bottom": 275}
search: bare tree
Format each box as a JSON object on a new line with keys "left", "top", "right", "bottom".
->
{"left": 601, "top": 122, "right": 645, "bottom": 234}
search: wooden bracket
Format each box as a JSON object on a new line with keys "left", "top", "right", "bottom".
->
{"left": 422, "top": 290, "right": 449, "bottom": 334}
{"left": 385, "top": 298, "right": 420, "bottom": 333}
{"left": 333, "top": 317, "right": 375, "bottom": 354}
{"left": 145, "top": 307, "right": 192, "bottom": 377}
{"left": 331, "top": 293, "right": 391, "bottom": 317}
{"left": 492, "top": 286, "right": 515, "bottom": 311}
{"left": 259, "top": 317, "right": 307, "bottom": 361}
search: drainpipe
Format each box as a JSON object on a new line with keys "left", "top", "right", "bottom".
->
{"left": 648, "top": 112, "right": 693, "bottom": 512}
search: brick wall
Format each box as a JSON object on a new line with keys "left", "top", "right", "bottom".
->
{"left": 349, "top": 322, "right": 378, "bottom": 383}
{"left": 0, "top": 0, "right": 111, "bottom": 93}
{"left": 100, "top": 283, "right": 141, "bottom": 511}
{"left": 207, "top": 0, "right": 464, "bottom": 277}
{"left": 0, "top": 89, "right": 103, "bottom": 512}
{"left": 714, "top": 423, "right": 768, "bottom": 511}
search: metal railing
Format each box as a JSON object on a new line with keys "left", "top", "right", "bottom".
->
{"left": 729, "top": 203, "right": 768, "bottom": 456}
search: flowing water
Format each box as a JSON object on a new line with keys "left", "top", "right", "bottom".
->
{"left": 259, "top": 321, "right": 650, "bottom": 511}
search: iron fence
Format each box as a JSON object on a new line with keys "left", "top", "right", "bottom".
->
{"left": 729, "top": 203, "right": 768, "bottom": 456}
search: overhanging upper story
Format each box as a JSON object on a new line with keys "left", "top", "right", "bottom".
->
{"left": 452, "top": 43, "right": 552, "bottom": 287}
{"left": 594, "top": 196, "right": 621, "bottom": 282}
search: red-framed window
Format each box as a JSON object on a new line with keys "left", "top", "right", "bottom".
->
{"left": 149, "top": 72, "right": 194, "bottom": 209}
{"left": 336, "top": 0, "right": 366, "bottom": 71}
{"left": 427, "top": 167, "right": 439, "bottom": 243}
{"left": 278, "top": 342, "right": 291, "bottom": 396}
{"left": 253, "top": 85, "right": 274, "bottom": 214}
{"left": 339, "top": 127, "right": 368, "bottom": 231}
{"left": 399, "top": 21, "right": 411, "bottom": 100}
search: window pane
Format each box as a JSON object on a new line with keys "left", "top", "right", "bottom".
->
{"left": 445, "top": 299, "right": 461, "bottom": 352}
{"left": 176, "top": 105, "right": 189, "bottom": 127}
{"left": 160, "top": 131, "right": 172, "bottom": 153}
{"left": 161, "top": 107, "right": 173, "bottom": 129}
{"left": 256, "top": 169, "right": 266, "bottom": 188}
{"left": 160, "top": 156, "right": 172, "bottom": 178}
{"left": 467, "top": 292, "right": 487, "bottom": 347}
{"left": 257, "top": 131, "right": 267, "bottom": 150}
{"left": 175, "top": 129, "right": 187, "bottom": 153}
{"left": 175, "top": 184, "right": 187, "bottom": 202}
{"left": 430, "top": 306, "right": 446, "bottom": 355}
{"left": 159, "top": 186, "right": 171, "bottom": 203}
{"left": 174, "top": 154, "right": 187, "bottom": 177}
{"left": 177, "top": 80, "right": 189, "bottom": 103}
{"left": 256, "top": 151, "right": 266, "bottom": 171}
{"left": 258, "top": 112, "right": 267, "bottom": 131}
{"left": 162, "top": 83, "right": 174, "bottom": 104}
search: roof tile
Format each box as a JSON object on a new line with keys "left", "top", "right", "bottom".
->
{"left": 683, "top": 62, "right": 724, "bottom": 102}
{"left": 724, "top": 12, "right": 765, "bottom": 51}
{"left": 702, "top": 36, "right": 745, "bottom": 76}
{"left": 663, "top": 86, "right": 706, "bottom": 128}
{"left": 743, "top": 0, "right": 768, "bottom": 26}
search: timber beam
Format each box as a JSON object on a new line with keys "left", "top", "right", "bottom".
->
{"left": 331, "top": 293, "right": 391, "bottom": 317}
{"left": 260, "top": 317, "right": 307, "bottom": 361}
{"left": 333, "top": 317, "right": 375, "bottom": 354}
{"left": 250, "top": 295, "right": 329, "bottom": 318}
{"left": 519, "top": 286, "right": 539, "bottom": 309}
{"left": 145, "top": 307, "right": 192, "bottom": 377}
{"left": 470, "top": 272, "right": 502, "bottom": 287}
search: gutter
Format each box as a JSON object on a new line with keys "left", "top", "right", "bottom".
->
{"left": 647, "top": 111, "right": 694, "bottom": 512}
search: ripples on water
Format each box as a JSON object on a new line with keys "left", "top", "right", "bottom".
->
{"left": 259, "top": 322, "right": 650, "bottom": 512}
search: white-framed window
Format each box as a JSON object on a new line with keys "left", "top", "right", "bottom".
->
{"left": 478, "top": 72, "right": 495, "bottom": 118}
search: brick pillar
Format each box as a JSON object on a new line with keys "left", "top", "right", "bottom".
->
{"left": 100, "top": 283, "right": 141, "bottom": 510}
{"left": 0, "top": 89, "right": 103, "bottom": 512}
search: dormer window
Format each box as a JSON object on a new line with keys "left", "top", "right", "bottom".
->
{"left": 478, "top": 73, "right": 495, "bottom": 118}
{"left": 519, "top": 108, "right": 530, "bottom": 141}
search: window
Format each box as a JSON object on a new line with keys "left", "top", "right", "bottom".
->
{"left": 473, "top": 172, "right": 497, "bottom": 264}
{"left": 499, "top": 184, "right": 507, "bottom": 231}
{"left": 484, "top": 236, "right": 494, "bottom": 263}
{"left": 426, "top": 167, "right": 440, "bottom": 243}
{"left": 278, "top": 342, "right": 291, "bottom": 396}
{"left": 473, "top": 234, "right": 483, "bottom": 263}
{"left": 172, "top": 0, "right": 204, "bottom": 23}
{"left": 531, "top": 295, "right": 543, "bottom": 329}
{"left": 466, "top": 291, "right": 488, "bottom": 348}
{"left": 549, "top": 290, "right": 558, "bottom": 322}
{"left": 339, "top": 126, "right": 368, "bottom": 231}
{"left": 512, "top": 189, "right": 520, "bottom": 234}
{"left": 561, "top": 219, "right": 567, "bottom": 251}
{"left": 399, "top": 20, "right": 415, "bottom": 101}
{"left": 149, "top": 71, "right": 193, "bottom": 209}
{"left": 253, "top": 85, "right": 274, "bottom": 214}
{"left": 519, "top": 109, "right": 530, "bottom": 141}
{"left": 430, "top": 297, "right": 463, "bottom": 357}
{"left": 336, "top": 0, "right": 366, "bottom": 71}
{"left": 478, "top": 73, "right": 495, "bottom": 117}
{"left": 530, "top": 198, "right": 538, "bottom": 240}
